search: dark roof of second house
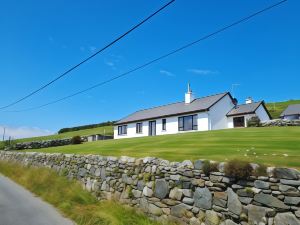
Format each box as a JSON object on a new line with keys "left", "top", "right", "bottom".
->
{"left": 227, "top": 101, "right": 265, "bottom": 117}
{"left": 281, "top": 104, "right": 300, "bottom": 117}
{"left": 115, "top": 92, "right": 231, "bottom": 125}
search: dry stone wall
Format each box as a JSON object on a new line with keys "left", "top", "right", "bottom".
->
{"left": 9, "top": 137, "right": 87, "bottom": 150}
{"left": 261, "top": 119, "right": 300, "bottom": 127}
{"left": 0, "top": 151, "right": 300, "bottom": 225}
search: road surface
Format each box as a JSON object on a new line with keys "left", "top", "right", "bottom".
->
{"left": 0, "top": 174, "right": 75, "bottom": 225}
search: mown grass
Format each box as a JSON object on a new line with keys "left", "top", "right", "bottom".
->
{"left": 24, "top": 127, "right": 300, "bottom": 169}
{"left": 0, "top": 126, "right": 113, "bottom": 149}
{"left": 266, "top": 99, "right": 300, "bottom": 119}
{"left": 0, "top": 161, "right": 162, "bottom": 225}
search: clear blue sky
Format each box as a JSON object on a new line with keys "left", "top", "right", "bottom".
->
{"left": 0, "top": 0, "right": 299, "bottom": 137}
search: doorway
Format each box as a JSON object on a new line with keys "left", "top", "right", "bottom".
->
{"left": 233, "top": 116, "right": 245, "bottom": 127}
{"left": 149, "top": 121, "right": 156, "bottom": 136}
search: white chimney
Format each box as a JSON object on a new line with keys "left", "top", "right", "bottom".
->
{"left": 245, "top": 97, "right": 253, "bottom": 104}
{"left": 185, "top": 83, "right": 195, "bottom": 104}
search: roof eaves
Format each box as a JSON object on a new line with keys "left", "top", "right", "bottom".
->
{"left": 114, "top": 108, "right": 209, "bottom": 125}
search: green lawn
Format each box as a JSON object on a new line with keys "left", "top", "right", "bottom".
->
{"left": 266, "top": 99, "right": 300, "bottom": 119}
{"left": 25, "top": 127, "right": 300, "bottom": 169}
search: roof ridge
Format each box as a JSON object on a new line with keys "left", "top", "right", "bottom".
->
{"left": 132, "top": 92, "right": 228, "bottom": 114}
{"left": 236, "top": 101, "right": 262, "bottom": 107}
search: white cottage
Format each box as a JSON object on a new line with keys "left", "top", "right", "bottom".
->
{"left": 114, "top": 85, "right": 271, "bottom": 139}
{"left": 280, "top": 104, "right": 300, "bottom": 120}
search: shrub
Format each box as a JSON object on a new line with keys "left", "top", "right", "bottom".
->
{"left": 143, "top": 173, "right": 151, "bottom": 182}
{"left": 202, "top": 160, "right": 219, "bottom": 175}
{"left": 253, "top": 163, "right": 268, "bottom": 177}
{"left": 70, "top": 136, "right": 82, "bottom": 145}
{"left": 247, "top": 116, "right": 261, "bottom": 127}
{"left": 224, "top": 159, "right": 253, "bottom": 179}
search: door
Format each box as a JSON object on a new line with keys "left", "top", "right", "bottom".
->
{"left": 233, "top": 116, "right": 245, "bottom": 127}
{"left": 149, "top": 121, "right": 156, "bottom": 136}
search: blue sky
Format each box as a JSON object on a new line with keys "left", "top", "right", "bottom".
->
{"left": 0, "top": 0, "right": 299, "bottom": 138}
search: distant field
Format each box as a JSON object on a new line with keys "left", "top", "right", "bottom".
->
{"left": 0, "top": 126, "right": 113, "bottom": 149}
{"left": 266, "top": 99, "right": 300, "bottom": 119}
{"left": 24, "top": 127, "right": 300, "bottom": 169}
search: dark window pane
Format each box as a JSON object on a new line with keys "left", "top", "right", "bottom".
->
{"left": 136, "top": 123, "right": 142, "bottom": 133}
{"left": 118, "top": 125, "right": 127, "bottom": 135}
{"left": 162, "top": 119, "right": 166, "bottom": 130}
{"left": 193, "top": 115, "right": 198, "bottom": 130}
{"left": 178, "top": 114, "right": 198, "bottom": 131}
{"left": 178, "top": 117, "right": 183, "bottom": 131}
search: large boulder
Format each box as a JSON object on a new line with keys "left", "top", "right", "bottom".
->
{"left": 247, "top": 204, "right": 271, "bottom": 225}
{"left": 194, "top": 160, "right": 204, "bottom": 170}
{"left": 205, "top": 210, "right": 220, "bottom": 225}
{"left": 154, "top": 179, "right": 169, "bottom": 199}
{"left": 227, "top": 188, "right": 242, "bottom": 216}
{"left": 284, "top": 197, "right": 300, "bottom": 206}
{"left": 170, "top": 203, "right": 192, "bottom": 218}
{"left": 279, "top": 184, "right": 298, "bottom": 192}
{"left": 194, "top": 187, "right": 212, "bottom": 210}
{"left": 143, "top": 186, "right": 153, "bottom": 197}
{"left": 254, "top": 180, "right": 269, "bottom": 189}
{"left": 169, "top": 187, "right": 183, "bottom": 200}
{"left": 254, "top": 193, "right": 289, "bottom": 210}
{"left": 148, "top": 203, "right": 163, "bottom": 216}
{"left": 274, "top": 168, "right": 300, "bottom": 179}
{"left": 213, "top": 192, "right": 227, "bottom": 208}
{"left": 274, "top": 212, "right": 300, "bottom": 225}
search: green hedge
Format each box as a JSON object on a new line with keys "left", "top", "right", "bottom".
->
{"left": 58, "top": 121, "right": 116, "bottom": 134}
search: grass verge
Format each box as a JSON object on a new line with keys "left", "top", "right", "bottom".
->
{"left": 0, "top": 161, "right": 162, "bottom": 225}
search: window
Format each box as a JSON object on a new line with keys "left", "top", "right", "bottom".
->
{"left": 118, "top": 125, "right": 127, "bottom": 135}
{"left": 136, "top": 123, "right": 143, "bottom": 133}
{"left": 178, "top": 114, "right": 198, "bottom": 131}
{"left": 162, "top": 119, "right": 166, "bottom": 131}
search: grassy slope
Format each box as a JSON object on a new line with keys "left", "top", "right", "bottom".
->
{"left": 266, "top": 99, "right": 300, "bottom": 119}
{"left": 26, "top": 127, "right": 300, "bottom": 169}
{"left": 0, "top": 161, "right": 162, "bottom": 225}
{"left": 0, "top": 125, "right": 113, "bottom": 149}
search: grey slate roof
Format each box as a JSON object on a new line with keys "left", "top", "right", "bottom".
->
{"left": 281, "top": 104, "right": 300, "bottom": 117}
{"left": 115, "top": 92, "right": 230, "bottom": 125}
{"left": 227, "top": 101, "right": 263, "bottom": 117}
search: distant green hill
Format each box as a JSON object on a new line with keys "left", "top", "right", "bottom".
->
{"left": 0, "top": 125, "right": 113, "bottom": 149}
{"left": 266, "top": 99, "right": 300, "bottom": 119}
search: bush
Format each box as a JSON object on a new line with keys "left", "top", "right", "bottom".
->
{"left": 202, "top": 160, "right": 219, "bottom": 175}
{"left": 247, "top": 116, "right": 261, "bottom": 127}
{"left": 58, "top": 121, "right": 115, "bottom": 134}
{"left": 70, "top": 136, "right": 82, "bottom": 145}
{"left": 224, "top": 159, "right": 253, "bottom": 179}
{"left": 253, "top": 163, "right": 268, "bottom": 176}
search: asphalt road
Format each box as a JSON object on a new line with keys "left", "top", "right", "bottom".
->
{"left": 0, "top": 174, "right": 75, "bottom": 225}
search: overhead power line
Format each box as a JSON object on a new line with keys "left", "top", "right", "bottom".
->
{"left": 0, "top": 0, "right": 175, "bottom": 110}
{"left": 6, "top": 0, "right": 287, "bottom": 113}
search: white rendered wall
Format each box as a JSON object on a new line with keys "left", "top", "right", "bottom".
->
{"left": 227, "top": 117, "right": 234, "bottom": 128}
{"left": 255, "top": 104, "right": 271, "bottom": 122}
{"left": 209, "top": 95, "right": 235, "bottom": 130}
{"left": 114, "top": 112, "right": 209, "bottom": 139}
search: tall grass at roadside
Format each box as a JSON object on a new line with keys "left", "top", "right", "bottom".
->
{"left": 0, "top": 161, "right": 163, "bottom": 225}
